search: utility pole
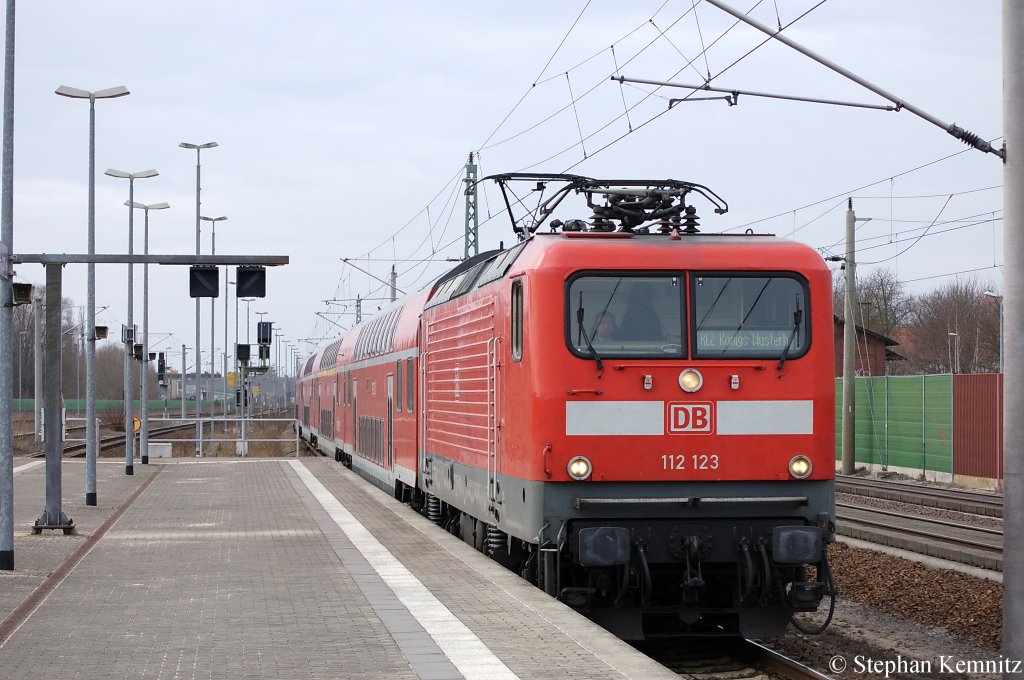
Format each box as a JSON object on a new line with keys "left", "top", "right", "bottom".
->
{"left": 841, "top": 199, "right": 856, "bottom": 476}
{"left": 181, "top": 344, "right": 186, "bottom": 420}
{"left": 1003, "top": 0, "right": 1023, "bottom": 669}
{"left": 464, "top": 152, "right": 478, "bottom": 260}
{"left": 355, "top": 296, "right": 362, "bottom": 324}
{"left": 0, "top": 0, "right": 13, "bottom": 571}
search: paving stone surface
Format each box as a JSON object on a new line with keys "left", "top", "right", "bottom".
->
{"left": 0, "top": 456, "right": 675, "bottom": 680}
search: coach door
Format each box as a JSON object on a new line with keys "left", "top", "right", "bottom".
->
{"left": 352, "top": 380, "right": 358, "bottom": 455}
{"left": 386, "top": 374, "right": 394, "bottom": 470}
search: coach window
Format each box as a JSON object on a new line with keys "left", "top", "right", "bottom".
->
{"left": 511, "top": 280, "right": 523, "bottom": 362}
{"left": 691, "top": 273, "right": 809, "bottom": 359}
{"left": 406, "top": 358, "right": 414, "bottom": 412}
{"left": 396, "top": 360, "right": 402, "bottom": 413}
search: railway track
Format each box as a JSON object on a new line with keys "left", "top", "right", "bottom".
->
{"left": 637, "top": 638, "right": 832, "bottom": 679}
{"left": 835, "top": 502, "right": 1002, "bottom": 571}
{"left": 835, "top": 474, "right": 1003, "bottom": 518}
{"left": 28, "top": 422, "right": 203, "bottom": 459}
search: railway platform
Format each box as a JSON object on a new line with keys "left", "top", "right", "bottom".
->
{"left": 0, "top": 454, "right": 675, "bottom": 680}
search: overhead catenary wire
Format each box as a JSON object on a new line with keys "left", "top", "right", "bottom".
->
{"left": 315, "top": 0, "right": 980, "bottom": 344}
{"left": 558, "top": 0, "right": 830, "bottom": 173}
{"left": 610, "top": 45, "right": 634, "bottom": 132}
{"left": 350, "top": 0, "right": 823, "bottom": 288}
{"left": 858, "top": 194, "right": 953, "bottom": 265}
{"left": 335, "top": 0, "right": 791, "bottom": 296}
{"left": 702, "top": 0, "right": 1002, "bottom": 159}
{"left": 899, "top": 265, "right": 1002, "bottom": 285}
{"left": 728, "top": 139, "right": 1002, "bottom": 233}
{"left": 854, "top": 214, "right": 1001, "bottom": 255}
{"left": 690, "top": 0, "right": 712, "bottom": 81}
{"left": 480, "top": 4, "right": 703, "bottom": 153}
{"left": 566, "top": 72, "right": 588, "bottom": 159}
{"left": 517, "top": 2, "right": 772, "bottom": 172}
{"left": 476, "top": 0, "right": 595, "bottom": 151}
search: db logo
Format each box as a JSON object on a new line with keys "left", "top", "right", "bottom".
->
{"left": 667, "top": 402, "right": 715, "bottom": 434}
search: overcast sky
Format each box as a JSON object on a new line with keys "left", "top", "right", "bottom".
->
{"left": 7, "top": 1, "right": 1003, "bottom": 371}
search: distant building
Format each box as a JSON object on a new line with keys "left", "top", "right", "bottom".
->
{"left": 832, "top": 314, "right": 903, "bottom": 377}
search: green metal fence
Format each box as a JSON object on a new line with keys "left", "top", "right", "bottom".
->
{"left": 834, "top": 375, "right": 953, "bottom": 474}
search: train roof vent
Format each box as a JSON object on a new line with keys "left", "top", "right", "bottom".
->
{"left": 303, "top": 355, "right": 316, "bottom": 376}
{"left": 477, "top": 241, "right": 527, "bottom": 287}
{"left": 353, "top": 308, "right": 403, "bottom": 360}
{"left": 318, "top": 338, "right": 343, "bottom": 371}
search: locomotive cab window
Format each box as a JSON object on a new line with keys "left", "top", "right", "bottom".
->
{"left": 566, "top": 274, "right": 684, "bottom": 359}
{"left": 691, "top": 273, "right": 809, "bottom": 359}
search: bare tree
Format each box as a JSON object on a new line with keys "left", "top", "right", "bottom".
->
{"left": 904, "top": 278, "right": 1000, "bottom": 374}
{"left": 96, "top": 344, "right": 126, "bottom": 400}
{"left": 833, "top": 267, "right": 911, "bottom": 338}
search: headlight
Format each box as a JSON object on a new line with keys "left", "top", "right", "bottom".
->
{"left": 567, "top": 456, "right": 592, "bottom": 481}
{"left": 788, "top": 455, "right": 812, "bottom": 479}
{"left": 678, "top": 368, "right": 703, "bottom": 393}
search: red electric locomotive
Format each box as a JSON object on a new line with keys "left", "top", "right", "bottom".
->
{"left": 297, "top": 175, "right": 836, "bottom": 638}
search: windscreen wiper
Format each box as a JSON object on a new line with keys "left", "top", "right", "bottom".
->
{"left": 777, "top": 309, "right": 803, "bottom": 370}
{"left": 576, "top": 294, "right": 603, "bottom": 371}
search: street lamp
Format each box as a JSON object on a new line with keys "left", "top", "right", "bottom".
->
{"left": 241, "top": 298, "right": 255, "bottom": 343}
{"left": 127, "top": 200, "right": 169, "bottom": 464}
{"left": 180, "top": 141, "right": 217, "bottom": 455}
{"left": 105, "top": 168, "right": 158, "bottom": 476}
{"left": 200, "top": 214, "right": 227, "bottom": 428}
{"left": 228, "top": 279, "right": 236, "bottom": 418}
{"left": 56, "top": 84, "right": 129, "bottom": 505}
{"left": 984, "top": 290, "right": 1004, "bottom": 373}
{"left": 947, "top": 332, "right": 960, "bottom": 375}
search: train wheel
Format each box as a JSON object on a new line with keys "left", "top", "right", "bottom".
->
{"left": 459, "top": 512, "right": 475, "bottom": 547}
{"left": 473, "top": 519, "right": 486, "bottom": 552}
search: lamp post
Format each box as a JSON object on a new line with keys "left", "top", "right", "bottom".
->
{"left": 984, "top": 291, "right": 1004, "bottom": 373}
{"left": 228, "top": 279, "right": 235, "bottom": 418}
{"left": 127, "top": 200, "right": 169, "bottom": 464}
{"left": 105, "top": 168, "right": 158, "bottom": 476}
{"left": 200, "top": 214, "right": 227, "bottom": 431}
{"left": 230, "top": 282, "right": 238, "bottom": 415}
{"left": 180, "top": 141, "right": 217, "bottom": 455}
{"left": 276, "top": 332, "right": 284, "bottom": 409}
{"left": 948, "top": 332, "right": 960, "bottom": 374}
{"left": 242, "top": 298, "right": 255, "bottom": 343}
{"left": 56, "top": 84, "right": 128, "bottom": 504}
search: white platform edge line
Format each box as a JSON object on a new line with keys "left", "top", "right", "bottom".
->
{"left": 288, "top": 460, "right": 520, "bottom": 680}
{"left": 346, "top": 471, "right": 672, "bottom": 679}
{"left": 13, "top": 461, "right": 44, "bottom": 475}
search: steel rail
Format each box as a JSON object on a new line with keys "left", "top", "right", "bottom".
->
{"left": 836, "top": 509, "right": 1002, "bottom": 555}
{"left": 741, "top": 640, "right": 835, "bottom": 680}
{"left": 836, "top": 475, "right": 1003, "bottom": 517}
{"left": 836, "top": 502, "right": 1003, "bottom": 536}
{"left": 28, "top": 422, "right": 200, "bottom": 460}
